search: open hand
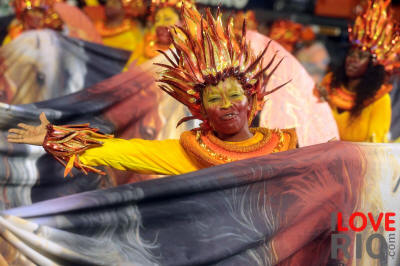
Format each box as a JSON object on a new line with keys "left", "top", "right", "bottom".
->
{"left": 7, "top": 112, "right": 50, "bottom": 146}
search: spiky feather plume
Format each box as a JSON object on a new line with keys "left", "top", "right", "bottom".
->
{"left": 349, "top": 0, "right": 400, "bottom": 71}
{"left": 157, "top": 6, "right": 289, "bottom": 128}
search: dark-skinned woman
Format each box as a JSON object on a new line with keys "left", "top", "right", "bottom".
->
{"left": 315, "top": 0, "right": 399, "bottom": 142}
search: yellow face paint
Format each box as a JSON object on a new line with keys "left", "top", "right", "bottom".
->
{"left": 203, "top": 77, "right": 246, "bottom": 110}
{"left": 201, "top": 77, "right": 250, "bottom": 140}
{"left": 153, "top": 7, "right": 179, "bottom": 30}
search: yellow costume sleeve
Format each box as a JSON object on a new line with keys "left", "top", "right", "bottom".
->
{"left": 97, "top": 20, "right": 143, "bottom": 52}
{"left": 79, "top": 137, "right": 201, "bottom": 175}
{"left": 367, "top": 93, "right": 391, "bottom": 142}
{"left": 2, "top": 35, "right": 11, "bottom": 46}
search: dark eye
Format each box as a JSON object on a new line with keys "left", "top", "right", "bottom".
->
{"left": 36, "top": 72, "right": 45, "bottom": 86}
{"left": 208, "top": 97, "right": 220, "bottom": 103}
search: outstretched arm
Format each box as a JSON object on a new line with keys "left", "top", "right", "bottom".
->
{"left": 8, "top": 113, "right": 113, "bottom": 176}
{"left": 7, "top": 113, "right": 199, "bottom": 177}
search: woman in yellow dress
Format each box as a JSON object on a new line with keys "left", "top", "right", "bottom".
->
{"left": 7, "top": 6, "right": 297, "bottom": 177}
{"left": 125, "top": 0, "right": 194, "bottom": 66}
{"left": 95, "top": 0, "right": 146, "bottom": 51}
{"left": 315, "top": 0, "right": 399, "bottom": 142}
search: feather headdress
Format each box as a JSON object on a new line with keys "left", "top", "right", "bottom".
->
{"left": 349, "top": 0, "right": 400, "bottom": 71}
{"left": 12, "top": 0, "right": 63, "bottom": 30}
{"left": 148, "top": 0, "right": 194, "bottom": 22}
{"left": 157, "top": 6, "right": 289, "bottom": 128}
{"left": 120, "top": 0, "right": 147, "bottom": 17}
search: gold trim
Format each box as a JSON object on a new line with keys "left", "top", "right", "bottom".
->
{"left": 205, "top": 128, "right": 273, "bottom": 153}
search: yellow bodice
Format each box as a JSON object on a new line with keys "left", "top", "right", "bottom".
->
{"left": 96, "top": 20, "right": 143, "bottom": 51}
{"left": 331, "top": 93, "right": 391, "bottom": 142}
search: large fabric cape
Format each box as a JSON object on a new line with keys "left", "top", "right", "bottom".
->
{"left": 0, "top": 29, "right": 130, "bottom": 104}
{"left": 1, "top": 141, "right": 400, "bottom": 265}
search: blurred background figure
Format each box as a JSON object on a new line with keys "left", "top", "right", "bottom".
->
{"left": 94, "top": 0, "right": 146, "bottom": 51}
{"left": 3, "top": 0, "right": 64, "bottom": 44}
{"left": 3, "top": 0, "right": 102, "bottom": 45}
{"left": 233, "top": 10, "right": 258, "bottom": 36}
{"left": 126, "top": 0, "right": 194, "bottom": 66}
{"left": 268, "top": 20, "right": 303, "bottom": 53}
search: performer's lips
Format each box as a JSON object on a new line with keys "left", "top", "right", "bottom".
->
{"left": 347, "top": 65, "right": 357, "bottom": 71}
{"left": 220, "top": 112, "right": 238, "bottom": 121}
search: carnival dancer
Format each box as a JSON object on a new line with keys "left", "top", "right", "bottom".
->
{"left": 3, "top": 0, "right": 64, "bottom": 45}
{"left": 8, "top": 6, "right": 297, "bottom": 177}
{"left": 95, "top": 0, "right": 146, "bottom": 51}
{"left": 3, "top": 0, "right": 102, "bottom": 45}
{"left": 315, "top": 0, "right": 399, "bottom": 142}
{"left": 126, "top": 0, "right": 194, "bottom": 66}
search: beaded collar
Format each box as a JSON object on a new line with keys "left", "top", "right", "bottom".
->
{"left": 180, "top": 127, "right": 297, "bottom": 167}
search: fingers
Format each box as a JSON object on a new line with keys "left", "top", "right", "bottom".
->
{"left": 7, "top": 130, "right": 23, "bottom": 139}
{"left": 8, "top": 128, "right": 26, "bottom": 135}
{"left": 17, "top": 123, "right": 31, "bottom": 130}
{"left": 8, "top": 127, "right": 26, "bottom": 142}
{"left": 7, "top": 131, "right": 23, "bottom": 141}
{"left": 39, "top": 112, "right": 50, "bottom": 125}
{"left": 7, "top": 137, "right": 25, "bottom": 143}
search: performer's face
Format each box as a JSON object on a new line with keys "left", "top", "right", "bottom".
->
{"left": 345, "top": 48, "right": 370, "bottom": 79}
{"left": 154, "top": 7, "right": 179, "bottom": 45}
{"left": 105, "top": 0, "right": 124, "bottom": 19}
{"left": 22, "top": 9, "right": 45, "bottom": 30}
{"left": 202, "top": 78, "right": 250, "bottom": 139}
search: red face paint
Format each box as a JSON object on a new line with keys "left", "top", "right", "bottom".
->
{"left": 202, "top": 78, "right": 252, "bottom": 141}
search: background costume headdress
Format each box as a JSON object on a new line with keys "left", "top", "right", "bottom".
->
{"left": 120, "top": 0, "right": 147, "bottom": 17}
{"left": 12, "top": 0, "right": 64, "bottom": 30}
{"left": 348, "top": 0, "right": 400, "bottom": 72}
{"left": 157, "top": 6, "right": 289, "bottom": 129}
{"left": 148, "top": 0, "right": 194, "bottom": 22}
{"left": 233, "top": 10, "right": 258, "bottom": 35}
{"left": 269, "top": 20, "right": 315, "bottom": 53}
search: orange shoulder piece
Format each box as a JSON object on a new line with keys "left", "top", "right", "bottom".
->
{"left": 281, "top": 128, "right": 298, "bottom": 151}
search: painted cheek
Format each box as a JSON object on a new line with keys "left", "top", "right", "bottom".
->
{"left": 232, "top": 96, "right": 247, "bottom": 108}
